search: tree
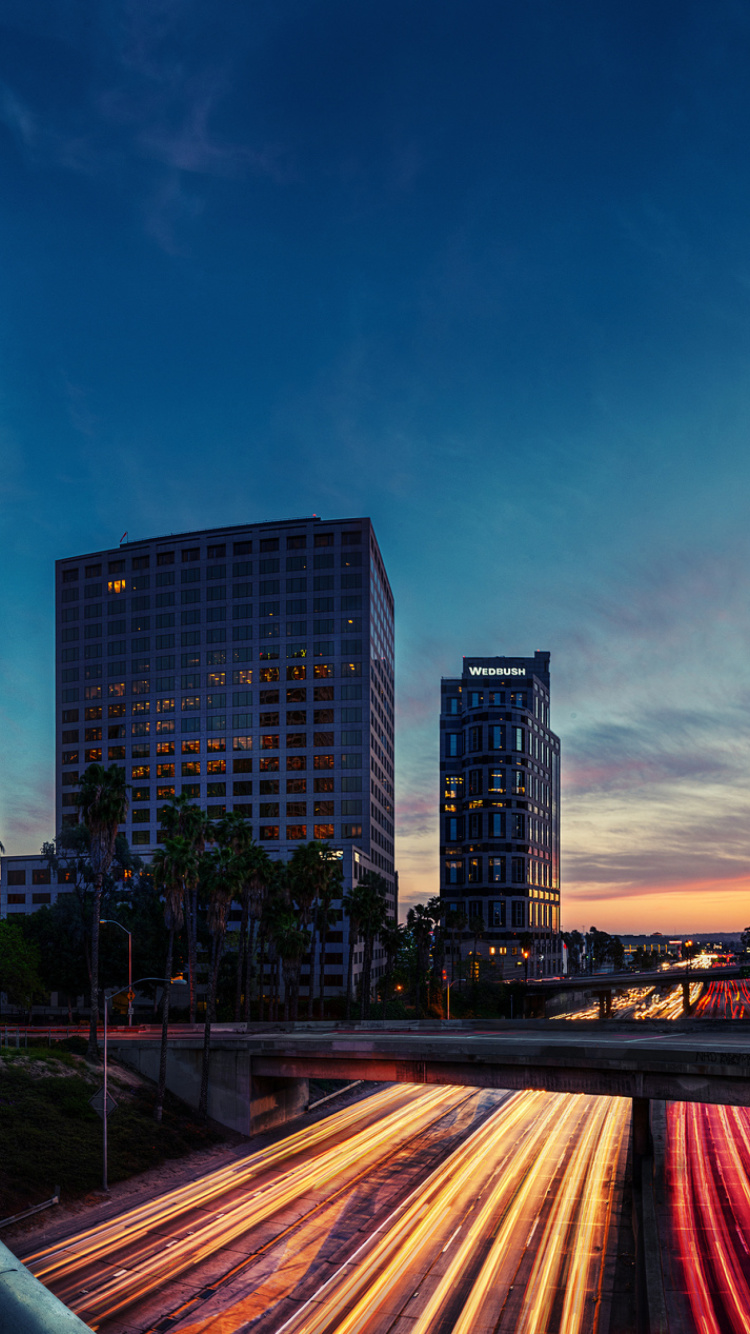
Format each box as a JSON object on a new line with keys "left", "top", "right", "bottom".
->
{"left": 0, "top": 922, "right": 41, "bottom": 1015}
{"left": 160, "top": 795, "right": 207, "bottom": 1023}
{"left": 406, "top": 903, "right": 434, "bottom": 1017}
{"left": 356, "top": 873, "right": 388, "bottom": 1019}
{"left": 271, "top": 910, "right": 310, "bottom": 1022}
{"left": 379, "top": 919, "right": 404, "bottom": 1019}
{"left": 468, "top": 913, "right": 486, "bottom": 1007}
{"left": 445, "top": 908, "right": 468, "bottom": 987}
{"left": 151, "top": 837, "right": 194, "bottom": 1123}
{"left": 741, "top": 927, "right": 750, "bottom": 955}
{"left": 214, "top": 812, "right": 255, "bottom": 1022}
{"left": 342, "top": 887, "right": 365, "bottom": 1021}
{"left": 199, "top": 844, "right": 243, "bottom": 1118}
{"left": 76, "top": 763, "right": 129, "bottom": 1057}
{"left": 243, "top": 843, "right": 273, "bottom": 1025}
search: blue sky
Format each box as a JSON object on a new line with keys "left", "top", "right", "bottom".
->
{"left": 2, "top": 0, "right": 750, "bottom": 932}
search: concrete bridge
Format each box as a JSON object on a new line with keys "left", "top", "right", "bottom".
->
{"left": 526, "top": 964, "right": 748, "bottom": 1017}
{"left": 110, "top": 1021, "right": 750, "bottom": 1157}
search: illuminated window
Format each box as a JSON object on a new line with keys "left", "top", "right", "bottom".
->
{"left": 156, "top": 698, "right": 175, "bottom": 713}
{"left": 62, "top": 751, "right": 79, "bottom": 765}
{"left": 233, "top": 669, "right": 252, "bottom": 685}
{"left": 489, "top": 770, "right": 505, "bottom": 794}
{"left": 156, "top": 763, "right": 175, "bottom": 778}
{"left": 132, "top": 721, "right": 150, "bottom": 737}
{"left": 287, "top": 824, "right": 307, "bottom": 840}
{"left": 157, "top": 741, "right": 176, "bottom": 756}
{"left": 132, "top": 679, "right": 150, "bottom": 695}
{"left": 181, "top": 761, "right": 200, "bottom": 776}
{"left": 445, "top": 860, "right": 463, "bottom": 885}
{"left": 85, "top": 747, "right": 102, "bottom": 762}
{"left": 207, "top": 672, "right": 226, "bottom": 687}
{"left": 206, "top": 738, "right": 224, "bottom": 752}
{"left": 468, "top": 857, "right": 481, "bottom": 883}
{"left": 156, "top": 719, "right": 175, "bottom": 734}
{"left": 181, "top": 739, "right": 200, "bottom": 754}
{"left": 341, "top": 824, "right": 361, "bottom": 838}
{"left": 233, "top": 735, "right": 252, "bottom": 751}
{"left": 182, "top": 696, "right": 200, "bottom": 711}
{"left": 107, "top": 579, "right": 126, "bottom": 595}
{"left": 132, "top": 808, "right": 150, "bottom": 823}
{"left": 108, "top": 682, "right": 125, "bottom": 697}
{"left": 132, "top": 765, "right": 150, "bottom": 779}
{"left": 313, "top": 754, "right": 334, "bottom": 769}
{"left": 85, "top": 706, "right": 103, "bottom": 721}
{"left": 260, "top": 825, "right": 279, "bottom": 840}
{"left": 313, "top": 663, "right": 333, "bottom": 678}
{"left": 207, "top": 759, "right": 226, "bottom": 774}
{"left": 259, "top": 757, "right": 279, "bottom": 771}
{"left": 512, "top": 771, "right": 526, "bottom": 796}
{"left": 261, "top": 734, "right": 279, "bottom": 750}
{"left": 313, "top": 801, "right": 334, "bottom": 817}
{"left": 259, "top": 667, "right": 280, "bottom": 683}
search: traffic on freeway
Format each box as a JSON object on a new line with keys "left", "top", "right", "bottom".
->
{"left": 26, "top": 1084, "right": 629, "bottom": 1334}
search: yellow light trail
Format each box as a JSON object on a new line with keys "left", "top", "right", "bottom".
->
{"left": 34, "top": 1085, "right": 471, "bottom": 1324}
{"left": 28, "top": 1083, "right": 432, "bottom": 1280}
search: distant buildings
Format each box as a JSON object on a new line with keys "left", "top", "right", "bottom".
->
{"left": 439, "top": 654, "right": 562, "bottom": 978}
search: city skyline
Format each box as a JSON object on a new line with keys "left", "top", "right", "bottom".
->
{"left": 3, "top": 3, "right": 750, "bottom": 932}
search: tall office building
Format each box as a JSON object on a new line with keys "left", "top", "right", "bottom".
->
{"left": 439, "top": 653, "right": 561, "bottom": 978}
{"left": 54, "top": 516, "right": 395, "bottom": 988}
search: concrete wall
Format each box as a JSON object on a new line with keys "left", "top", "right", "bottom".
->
{"left": 110, "top": 1038, "right": 308, "bottom": 1136}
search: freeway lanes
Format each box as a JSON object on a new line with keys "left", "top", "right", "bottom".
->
{"left": 25, "top": 1085, "right": 631, "bottom": 1334}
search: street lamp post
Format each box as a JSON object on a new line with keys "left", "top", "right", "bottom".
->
{"left": 100, "top": 976, "right": 187, "bottom": 1193}
{"left": 100, "top": 919, "right": 133, "bottom": 1026}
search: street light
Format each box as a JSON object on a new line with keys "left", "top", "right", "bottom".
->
{"left": 100, "top": 976, "right": 187, "bottom": 1193}
{"left": 100, "top": 919, "right": 133, "bottom": 1026}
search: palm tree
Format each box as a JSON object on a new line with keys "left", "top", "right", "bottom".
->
{"left": 468, "top": 912, "right": 486, "bottom": 1009}
{"left": 357, "top": 874, "right": 388, "bottom": 1019}
{"left": 76, "top": 763, "right": 129, "bottom": 1058}
{"left": 244, "top": 844, "right": 273, "bottom": 1025}
{"left": 271, "top": 909, "right": 310, "bottom": 1021}
{"left": 150, "top": 836, "right": 194, "bottom": 1122}
{"left": 316, "top": 885, "right": 341, "bottom": 1021}
{"left": 445, "top": 908, "right": 468, "bottom": 987}
{"left": 406, "top": 903, "right": 434, "bottom": 1018}
{"left": 342, "top": 887, "right": 366, "bottom": 1021}
{"left": 287, "top": 841, "right": 333, "bottom": 1017}
{"left": 199, "top": 844, "right": 243, "bottom": 1119}
{"left": 427, "top": 896, "right": 446, "bottom": 1006}
{"left": 160, "top": 795, "right": 207, "bottom": 1023}
{"left": 379, "top": 919, "right": 404, "bottom": 1019}
{"left": 215, "top": 812, "right": 255, "bottom": 1022}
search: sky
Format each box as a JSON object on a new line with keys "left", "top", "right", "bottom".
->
{"left": 2, "top": 0, "right": 750, "bottom": 934}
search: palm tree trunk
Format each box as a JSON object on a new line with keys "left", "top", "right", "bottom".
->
{"left": 235, "top": 897, "right": 248, "bottom": 1021}
{"left": 307, "top": 922, "right": 317, "bottom": 1020}
{"left": 87, "top": 873, "right": 103, "bottom": 1058}
{"left": 345, "top": 930, "right": 356, "bottom": 1021}
{"left": 318, "top": 924, "right": 329, "bottom": 1021}
{"left": 189, "top": 886, "right": 199, "bottom": 1024}
{"left": 155, "top": 928, "right": 174, "bottom": 1122}
{"left": 244, "top": 917, "right": 256, "bottom": 1027}
{"left": 257, "top": 928, "right": 266, "bottom": 1022}
{"left": 359, "top": 934, "right": 371, "bottom": 1020}
{"left": 199, "top": 936, "right": 222, "bottom": 1118}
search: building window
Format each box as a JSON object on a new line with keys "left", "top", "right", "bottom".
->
{"left": 446, "top": 733, "right": 462, "bottom": 757}
{"left": 489, "top": 857, "right": 505, "bottom": 883}
{"left": 468, "top": 812, "right": 482, "bottom": 840}
{"left": 511, "top": 858, "right": 525, "bottom": 884}
{"left": 489, "top": 725, "right": 504, "bottom": 750}
{"left": 468, "top": 769, "right": 482, "bottom": 796}
{"left": 489, "top": 812, "right": 505, "bottom": 838}
{"left": 512, "top": 813, "right": 526, "bottom": 839}
{"left": 341, "top": 824, "right": 361, "bottom": 838}
{"left": 445, "top": 860, "right": 463, "bottom": 885}
{"left": 260, "top": 825, "right": 279, "bottom": 839}
{"left": 489, "top": 770, "right": 505, "bottom": 794}
{"left": 513, "top": 727, "right": 524, "bottom": 752}
{"left": 489, "top": 900, "right": 506, "bottom": 928}
{"left": 468, "top": 857, "right": 481, "bottom": 883}
{"left": 287, "top": 824, "right": 308, "bottom": 839}
{"left": 512, "top": 771, "right": 526, "bottom": 796}
{"left": 7, "top": 870, "right": 26, "bottom": 886}
{"left": 512, "top": 900, "right": 526, "bottom": 927}
{"left": 7, "top": 894, "right": 25, "bottom": 905}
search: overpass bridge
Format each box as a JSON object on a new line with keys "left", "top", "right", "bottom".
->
{"left": 526, "top": 964, "right": 748, "bottom": 1017}
{"left": 110, "top": 1021, "right": 750, "bottom": 1160}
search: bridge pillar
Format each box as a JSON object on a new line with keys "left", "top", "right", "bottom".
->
{"left": 632, "top": 1096, "right": 651, "bottom": 1160}
{"left": 597, "top": 990, "right": 612, "bottom": 1019}
{"left": 682, "top": 980, "right": 691, "bottom": 1015}
{"left": 250, "top": 1071, "right": 309, "bottom": 1134}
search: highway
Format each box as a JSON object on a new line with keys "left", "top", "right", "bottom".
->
{"left": 662, "top": 1100, "right": 750, "bottom": 1334}
{"left": 26, "top": 1084, "right": 630, "bottom": 1334}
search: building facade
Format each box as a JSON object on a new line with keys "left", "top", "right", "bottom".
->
{"left": 53, "top": 515, "right": 396, "bottom": 993}
{"left": 439, "top": 653, "right": 561, "bottom": 978}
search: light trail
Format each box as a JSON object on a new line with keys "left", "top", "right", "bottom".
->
{"left": 33, "top": 1085, "right": 473, "bottom": 1324}
{"left": 276, "top": 1091, "right": 629, "bottom": 1334}
{"left": 693, "top": 980, "right": 750, "bottom": 1020}
{"left": 667, "top": 1100, "right": 750, "bottom": 1334}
